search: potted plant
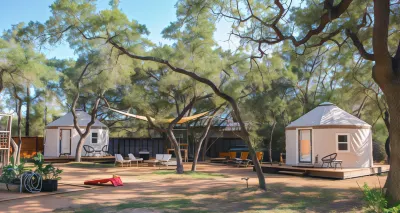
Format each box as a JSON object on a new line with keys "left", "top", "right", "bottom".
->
{"left": 33, "top": 153, "right": 63, "bottom": 192}
{"left": 0, "top": 156, "right": 26, "bottom": 191}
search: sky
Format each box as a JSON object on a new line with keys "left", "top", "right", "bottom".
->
{"left": 0, "top": 0, "right": 236, "bottom": 59}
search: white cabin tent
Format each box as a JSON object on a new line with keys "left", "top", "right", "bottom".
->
{"left": 285, "top": 102, "right": 373, "bottom": 168}
{"left": 44, "top": 110, "right": 109, "bottom": 157}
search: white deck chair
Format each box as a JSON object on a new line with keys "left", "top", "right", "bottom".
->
{"left": 156, "top": 154, "right": 172, "bottom": 168}
{"left": 115, "top": 154, "right": 131, "bottom": 167}
{"left": 128, "top": 153, "right": 144, "bottom": 167}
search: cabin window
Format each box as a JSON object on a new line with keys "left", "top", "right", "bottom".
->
{"left": 92, "top": 132, "right": 98, "bottom": 143}
{"left": 336, "top": 133, "right": 350, "bottom": 152}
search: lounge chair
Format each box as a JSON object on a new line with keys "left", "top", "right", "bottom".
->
{"left": 156, "top": 154, "right": 172, "bottom": 168}
{"left": 115, "top": 154, "right": 131, "bottom": 167}
{"left": 128, "top": 153, "right": 144, "bottom": 167}
{"left": 321, "top": 153, "right": 338, "bottom": 168}
{"left": 83, "top": 145, "right": 95, "bottom": 156}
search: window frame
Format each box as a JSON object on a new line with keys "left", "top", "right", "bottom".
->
{"left": 91, "top": 132, "right": 98, "bottom": 144}
{"left": 336, "top": 133, "right": 350, "bottom": 152}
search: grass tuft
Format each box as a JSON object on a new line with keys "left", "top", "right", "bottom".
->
{"left": 152, "top": 170, "right": 226, "bottom": 179}
{"left": 64, "top": 162, "right": 115, "bottom": 168}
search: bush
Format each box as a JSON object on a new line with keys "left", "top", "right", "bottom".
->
{"left": 361, "top": 183, "right": 400, "bottom": 213}
{"left": 33, "top": 152, "right": 63, "bottom": 180}
{"left": 373, "top": 141, "right": 386, "bottom": 163}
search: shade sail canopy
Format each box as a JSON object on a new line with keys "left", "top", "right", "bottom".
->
{"left": 46, "top": 110, "right": 107, "bottom": 128}
{"left": 286, "top": 102, "right": 371, "bottom": 129}
{"left": 108, "top": 108, "right": 209, "bottom": 124}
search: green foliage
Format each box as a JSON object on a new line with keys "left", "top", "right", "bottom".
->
{"left": 373, "top": 141, "right": 386, "bottom": 163}
{"left": 0, "top": 156, "right": 27, "bottom": 184}
{"left": 361, "top": 183, "right": 400, "bottom": 213}
{"left": 32, "top": 152, "right": 63, "bottom": 180}
{"left": 152, "top": 170, "right": 226, "bottom": 179}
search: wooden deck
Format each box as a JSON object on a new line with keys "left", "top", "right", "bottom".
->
{"left": 259, "top": 164, "right": 390, "bottom": 179}
{"left": 44, "top": 156, "right": 115, "bottom": 163}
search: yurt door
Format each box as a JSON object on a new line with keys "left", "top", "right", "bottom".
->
{"left": 298, "top": 129, "right": 312, "bottom": 163}
{"left": 60, "top": 129, "right": 71, "bottom": 155}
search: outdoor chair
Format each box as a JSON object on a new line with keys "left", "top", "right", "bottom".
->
{"left": 83, "top": 145, "right": 95, "bottom": 156}
{"left": 156, "top": 154, "right": 172, "bottom": 168}
{"left": 321, "top": 153, "right": 338, "bottom": 168}
{"left": 115, "top": 154, "right": 131, "bottom": 167}
{"left": 128, "top": 153, "right": 144, "bottom": 167}
{"left": 236, "top": 152, "right": 251, "bottom": 167}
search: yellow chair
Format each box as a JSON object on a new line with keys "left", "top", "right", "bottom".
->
{"left": 219, "top": 152, "right": 230, "bottom": 158}
{"left": 240, "top": 152, "right": 249, "bottom": 160}
{"left": 237, "top": 152, "right": 251, "bottom": 167}
{"left": 229, "top": 152, "right": 237, "bottom": 159}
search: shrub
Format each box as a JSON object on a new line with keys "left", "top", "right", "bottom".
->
{"left": 373, "top": 141, "right": 386, "bottom": 163}
{"left": 361, "top": 183, "right": 400, "bottom": 213}
{"left": 33, "top": 152, "right": 63, "bottom": 180}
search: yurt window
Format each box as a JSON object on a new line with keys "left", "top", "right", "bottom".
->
{"left": 336, "top": 133, "right": 350, "bottom": 152}
{"left": 92, "top": 132, "right": 98, "bottom": 143}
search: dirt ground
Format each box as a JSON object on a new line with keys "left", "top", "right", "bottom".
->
{"left": 0, "top": 163, "right": 387, "bottom": 213}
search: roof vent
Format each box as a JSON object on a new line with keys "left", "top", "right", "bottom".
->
{"left": 319, "top": 102, "right": 335, "bottom": 106}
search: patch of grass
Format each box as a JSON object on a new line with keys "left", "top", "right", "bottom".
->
{"left": 117, "top": 199, "right": 194, "bottom": 210}
{"left": 152, "top": 170, "right": 226, "bottom": 179}
{"left": 64, "top": 162, "right": 115, "bottom": 168}
{"left": 57, "top": 199, "right": 208, "bottom": 213}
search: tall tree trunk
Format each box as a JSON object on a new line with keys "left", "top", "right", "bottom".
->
{"left": 192, "top": 113, "right": 215, "bottom": 172}
{"left": 269, "top": 121, "right": 277, "bottom": 165}
{"left": 25, "top": 85, "right": 30, "bottom": 136}
{"left": 383, "top": 111, "right": 390, "bottom": 162}
{"left": 249, "top": 145, "right": 266, "bottom": 189}
{"left": 15, "top": 97, "right": 23, "bottom": 165}
{"left": 385, "top": 136, "right": 390, "bottom": 162}
{"left": 10, "top": 138, "right": 18, "bottom": 163}
{"left": 201, "top": 136, "right": 210, "bottom": 161}
{"left": 75, "top": 135, "right": 89, "bottom": 162}
{"left": 73, "top": 97, "right": 101, "bottom": 162}
{"left": 166, "top": 131, "right": 184, "bottom": 174}
{"left": 384, "top": 85, "right": 400, "bottom": 206}
{"left": 0, "top": 70, "right": 4, "bottom": 97}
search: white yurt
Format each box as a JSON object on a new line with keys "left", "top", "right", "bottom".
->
{"left": 44, "top": 110, "right": 109, "bottom": 157}
{"left": 285, "top": 102, "right": 373, "bottom": 168}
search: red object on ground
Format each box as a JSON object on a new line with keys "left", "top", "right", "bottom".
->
{"left": 84, "top": 177, "right": 123, "bottom": 187}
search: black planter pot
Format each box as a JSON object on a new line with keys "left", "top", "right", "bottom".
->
{"left": 41, "top": 179, "right": 58, "bottom": 192}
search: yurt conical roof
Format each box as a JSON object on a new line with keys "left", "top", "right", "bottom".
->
{"left": 46, "top": 110, "right": 107, "bottom": 129}
{"left": 286, "top": 102, "right": 371, "bottom": 129}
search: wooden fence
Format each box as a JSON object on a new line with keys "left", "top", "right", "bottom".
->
{"left": 11, "top": 137, "right": 44, "bottom": 158}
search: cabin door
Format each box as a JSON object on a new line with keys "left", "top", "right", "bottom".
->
{"left": 60, "top": 129, "right": 71, "bottom": 156}
{"left": 298, "top": 129, "right": 312, "bottom": 163}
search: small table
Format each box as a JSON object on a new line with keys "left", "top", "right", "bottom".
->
{"left": 144, "top": 160, "right": 160, "bottom": 167}
{"left": 332, "top": 160, "right": 343, "bottom": 170}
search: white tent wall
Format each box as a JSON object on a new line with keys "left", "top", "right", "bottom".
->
{"left": 44, "top": 128, "right": 109, "bottom": 157}
{"left": 285, "top": 128, "right": 373, "bottom": 168}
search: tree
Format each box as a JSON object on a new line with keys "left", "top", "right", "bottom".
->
{"left": 44, "top": 0, "right": 267, "bottom": 190}
{"left": 204, "top": 0, "right": 400, "bottom": 204}
{"left": 1, "top": 24, "right": 55, "bottom": 162}
{"left": 190, "top": 107, "right": 222, "bottom": 172}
